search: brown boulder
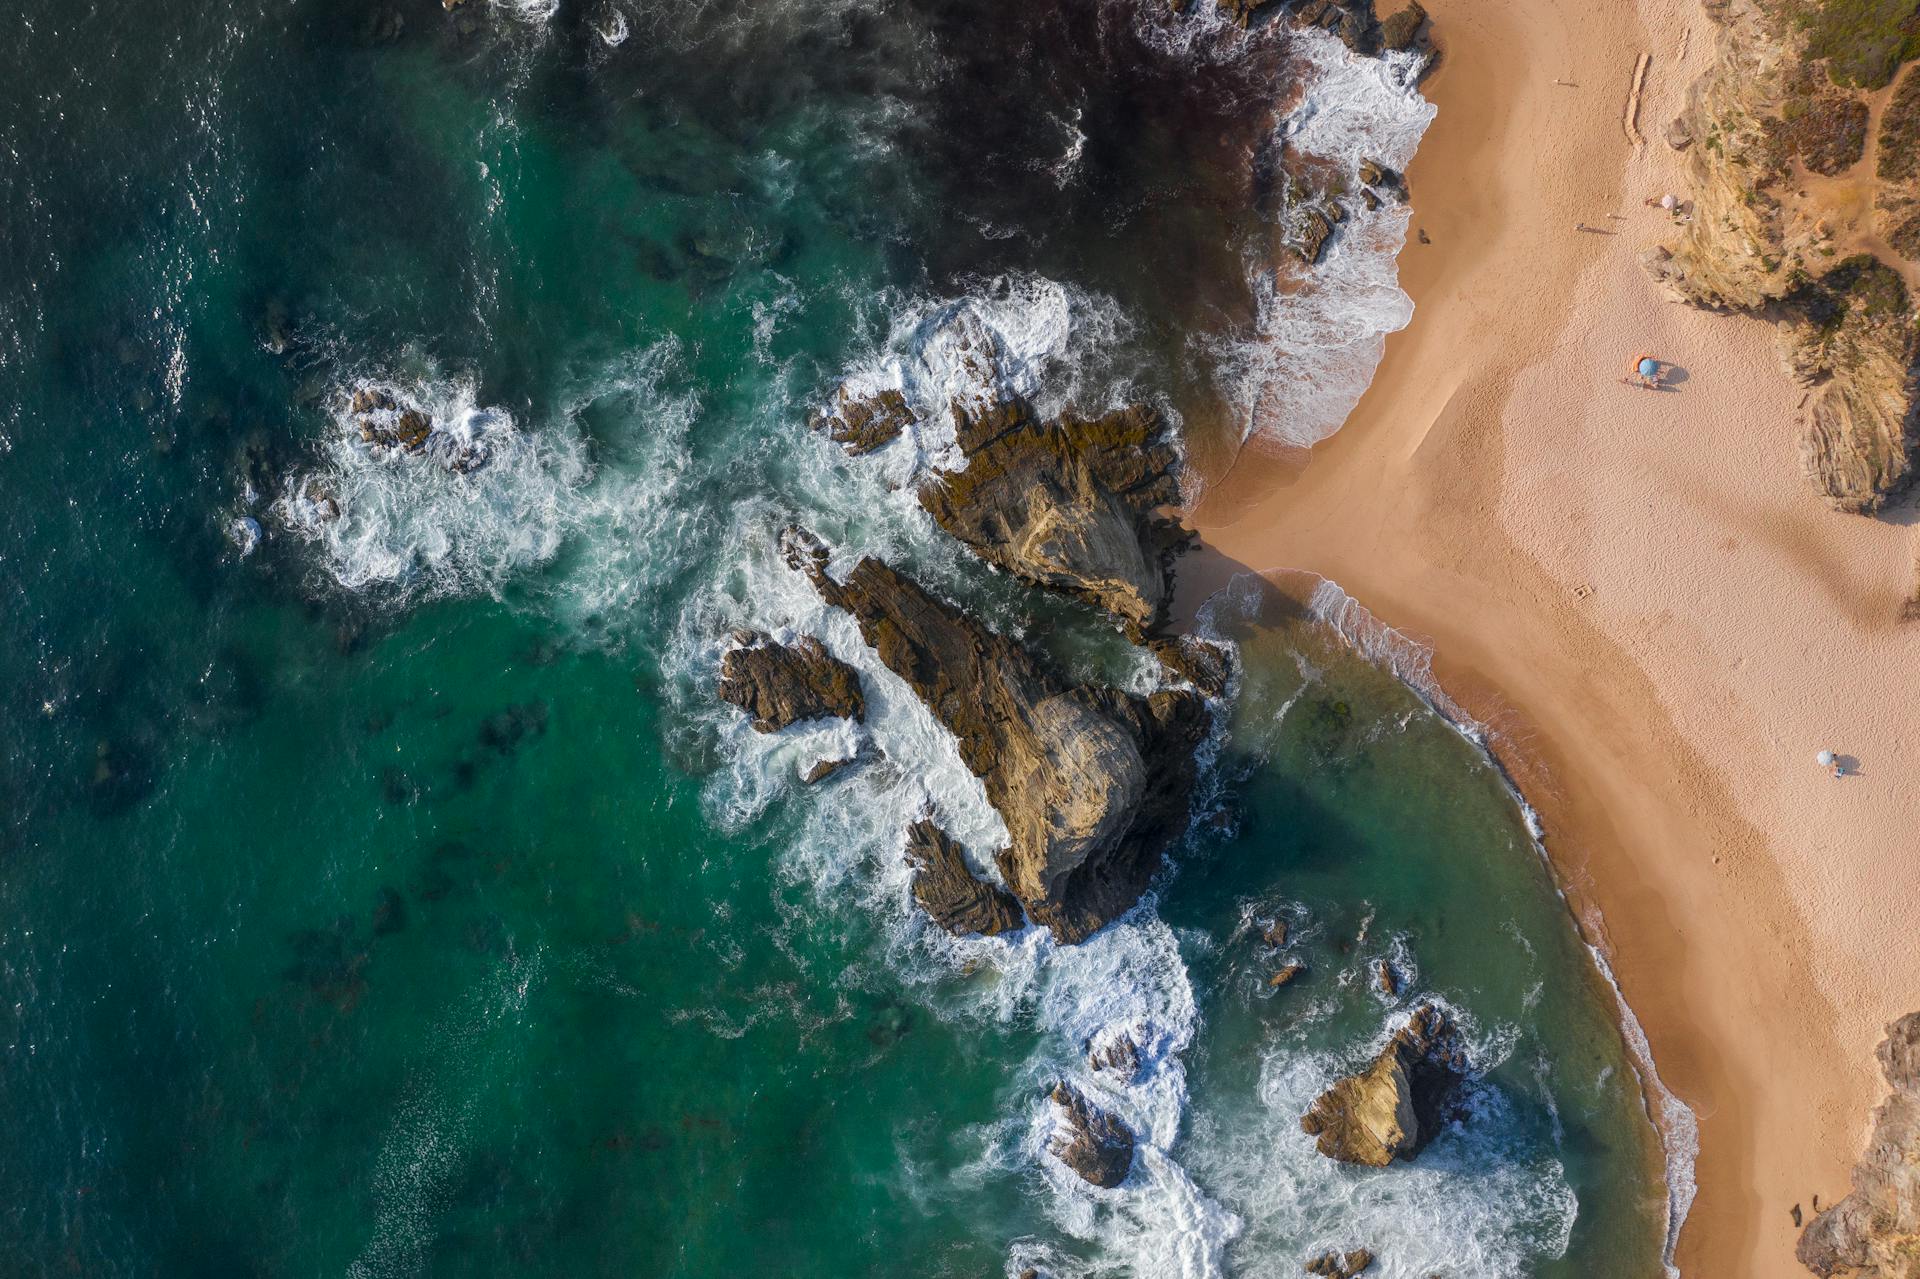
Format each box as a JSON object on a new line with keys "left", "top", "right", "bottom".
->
{"left": 1048, "top": 1083, "right": 1134, "bottom": 1188}
{"left": 1299, "top": 1004, "right": 1468, "bottom": 1166}
{"left": 1798, "top": 1011, "right": 1920, "bottom": 1276}
{"left": 902, "top": 820, "right": 1024, "bottom": 937}
{"left": 717, "top": 632, "right": 866, "bottom": 733}
{"left": 782, "top": 527, "right": 1208, "bottom": 943}
{"left": 1378, "top": 0, "right": 1426, "bottom": 52}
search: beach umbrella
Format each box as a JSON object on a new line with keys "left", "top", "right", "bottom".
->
{"left": 1817, "top": 749, "right": 1836, "bottom": 767}
{"left": 1638, "top": 357, "right": 1659, "bottom": 379}
{"left": 1660, "top": 193, "right": 1677, "bottom": 210}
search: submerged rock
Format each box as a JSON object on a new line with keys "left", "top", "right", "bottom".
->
{"left": 1048, "top": 1083, "right": 1134, "bottom": 1188}
{"left": 343, "top": 383, "right": 491, "bottom": 474}
{"left": 1299, "top": 1003, "right": 1468, "bottom": 1165}
{"left": 810, "top": 386, "right": 918, "bottom": 456}
{"left": 903, "top": 820, "right": 1024, "bottom": 937}
{"left": 783, "top": 526, "right": 1208, "bottom": 943}
{"left": 1147, "top": 634, "right": 1234, "bottom": 697}
{"left": 1798, "top": 1011, "right": 1920, "bottom": 1276}
{"left": 717, "top": 631, "right": 866, "bottom": 733}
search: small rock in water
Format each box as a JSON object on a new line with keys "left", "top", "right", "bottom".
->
{"left": 226, "top": 515, "right": 262, "bottom": 557}
{"left": 1047, "top": 1082, "right": 1134, "bottom": 1188}
{"left": 1376, "top": 960, "right": 1398, "bottom": 996}
{"left": 1262, "top": 917, "right": 1290, "bottom": 948}
{"left": 1304, "top": 1247, "right": 1375, "bottom": 1278}
{"left": 1269, "top": 962, "right": 1306, "bottom": 988}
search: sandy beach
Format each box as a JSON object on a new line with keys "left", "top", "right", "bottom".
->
{"left": 1181, "top": 0, "right": 1920, "bottom": 1271}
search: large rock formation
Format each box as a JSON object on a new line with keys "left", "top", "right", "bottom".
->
{"left": 1299, "top": 1004, "right": 1468, "bottom": 1166}
{"left": 717, "top": 632, "right": 866, "bottom": 732}
{"left": 809, "top": 386, "right": 917, "bottom": 456}
{"left": 902, "top": 819, "right": 1025, "bottom": 937}
{"left": 1798, "top": 1011, "right": 1920, "bottom": 1277}
{"left": 919, "top": 398, "right": 1190, "bottom": 637}
{"left": 1048, "top": 1083, "right": 1134, "bottom": 1188}
{"left": 782, "top": 527, "right": 1209, "bottom": 944}
{"left": 1644, "top": 0, "right": 1920, "bottom": 515}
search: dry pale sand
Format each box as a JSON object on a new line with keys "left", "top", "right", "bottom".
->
{"left": 1180, "top": 0, "right": 1920, "bottom": 1272}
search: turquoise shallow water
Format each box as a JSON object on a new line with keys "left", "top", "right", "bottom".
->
{"left": 0, "top": 1, "right": 1668, "bottom": 1275}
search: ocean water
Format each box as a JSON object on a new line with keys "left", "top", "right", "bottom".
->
{"left": 0, "top": 1, "right": 1671, "bottom": 1276}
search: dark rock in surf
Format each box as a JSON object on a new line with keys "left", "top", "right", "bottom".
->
{"left": 1304, "top": 1247, "right": 1375, "bottom": 1278}
{"left": 717, "top": 631, "right": 866, "bottom": 733}
{"left": 781, "top": 527, "right": 1209, "bottom": 944}
{"left": 1088, "top": 1026, "right": 1145, "bottom": 1082}
{"left": 1299, "top": 1003, "right": 1469, "bottom": 1165}
{"left": 801, "top": 753, "right": 856, "bottom": 785}
{"left": 1048, "top": 1082, "right": 1134, "bottom": 1188}
{"left": 1147, "top": 634, "right": 1234, "bottom": 697}
{"left": 1294, "top": 205, "right": 1339, "bottom": 265}
{"left": 918, "top": 398, "right": 1190, "bottom": 636}
{"left": 903, "top": 819, "right": 1025, "bottom": 937}
{"left": 810, "top": 386, "right": 917, "bottom": 456}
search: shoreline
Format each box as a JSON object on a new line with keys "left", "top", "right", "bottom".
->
{"left": 1180, "top": 0, "right": 1920, "bottom": 1272}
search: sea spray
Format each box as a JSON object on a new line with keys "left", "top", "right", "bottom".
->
{"left": 1215, "top": 29, "right": 1438, "bottom": 447}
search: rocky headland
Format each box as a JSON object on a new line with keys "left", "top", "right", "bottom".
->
{"left": 1644, "top": 0, "right": 1920, "bottom": 516}
{"left": 1299, "top": 1003, "right": 1469, "bottom": 1166}
{"left": 1798, "top": 1011, "right": 1920, "bottom": 1277}
{"left": 780, "top": 526, "right": 1209, "bottom": 944}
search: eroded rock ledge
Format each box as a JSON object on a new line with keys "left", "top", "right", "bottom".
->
{"left": 903, "top": 819, "right": 1025, "bottom": 938}
{"left": 717, "top": 631, "right": 866, "bottom": 733}
{"left": 1798, "top": 1011, "right": 1920, "bottom": 1277}
{"left": 1299, "top": 1003, "right": 1469, "bottom": 1166}
{"left": 1645, "top": 0, "right": 1920, "bottom": 514}
{"left": 921, "top": 398, "right": 1191, "bottom": 637}
{"left": 782, "top": 526, "right": 1209, "bottom": 944}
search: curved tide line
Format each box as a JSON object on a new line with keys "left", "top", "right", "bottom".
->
{"left": 1205, "top": 567, "right": 1700, "bottom": 1279}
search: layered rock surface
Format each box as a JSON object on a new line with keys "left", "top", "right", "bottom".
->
{"left": 717, "top": 631, "right": 866, "bottom": 732}
{"left": 1299, "top": 1004, "right": 1468, "bottom": 1166}
{"left": 919, "top": 398, "right": 1190, "bottom": 635}
{"left": 1798, "top": 1011, "right": 1920, "bottom": 1277}
{"left": 1645, "top": 0, "right": 1920, "bottom": 514}
{"left": 1048, "top": 1083, "right": 1134, "bottom": 1188}
{"left": 902, "top": 819, "right": 1025, "bottom": 937}
{"left": 782, "top": 527, "right": 1208, "bottom": 944}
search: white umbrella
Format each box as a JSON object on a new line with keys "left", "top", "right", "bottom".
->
{"left": 1817, "top": 749, "right": 1836, "bottom": 768}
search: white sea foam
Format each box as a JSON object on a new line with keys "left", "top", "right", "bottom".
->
{"left": 1214, "top": 29, "right": 1437, "bottom": 447}
{"left": 277, "top": 343, "right": 697, "bottom": 611}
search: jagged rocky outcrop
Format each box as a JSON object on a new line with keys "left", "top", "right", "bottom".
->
{"left": 919, "top": 398, "right": 1191, "bottom": 636}
{"left": 1645, "top": 0, "right": 1920, "bottom": 514}
{"left": 902, "top": 819, "right": 1025, "bottom": 937}
{"left": 1299, "top": 1004, "right": 1469, "bottom": 1166}
{"left": 782, "top": 526, "right": 1209, "bottom": 944}
{"left": 1048, "top": 1083, "right": 1135, "bottom": 1188}
{"left": 1797, "top": 1011, "right": 1920, "bottom": 1277}
{"left": 717, "top": 631, "right": 866, "bottom": 732}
